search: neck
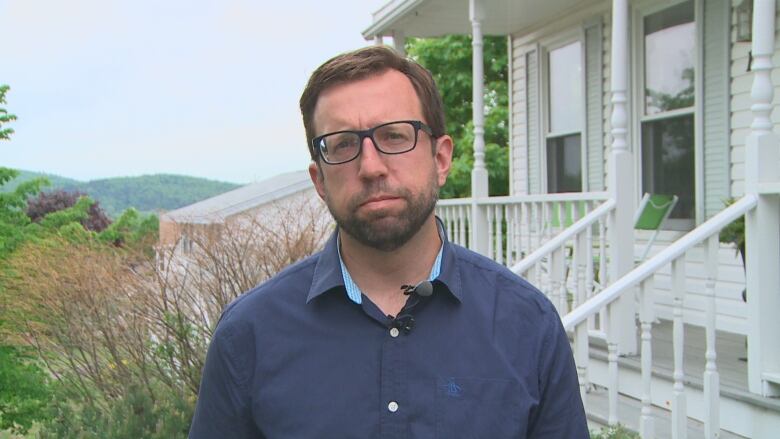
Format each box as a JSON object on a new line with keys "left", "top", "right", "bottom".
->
{"left": 339, "top": 215, "right": 441, "bottom": 315}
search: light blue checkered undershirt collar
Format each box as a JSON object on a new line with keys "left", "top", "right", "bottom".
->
{"left": 337, "top": 230, "right": 444, "bottom": 305}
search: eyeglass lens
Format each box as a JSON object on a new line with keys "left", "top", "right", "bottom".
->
{"left": 318, "top": 122, "right": 418, "bottom": 164}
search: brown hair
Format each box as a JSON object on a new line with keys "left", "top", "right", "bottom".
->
{"left": 299, "top": 45, "right": 446, "bottom": 161}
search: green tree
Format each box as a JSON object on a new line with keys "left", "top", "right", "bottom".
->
{"left": 406, "top": 35, "right": 509, "bottom": 198}
{"left": 0, "top": 85, "right": 16, "bottom": 141}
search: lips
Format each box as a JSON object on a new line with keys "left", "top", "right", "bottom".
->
{"left": 361, "top": 195, "right": 400, "bottom": 206}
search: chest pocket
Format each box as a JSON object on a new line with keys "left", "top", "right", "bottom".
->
{"left": 435, "top": 376, "right": 526, "bottom": 439}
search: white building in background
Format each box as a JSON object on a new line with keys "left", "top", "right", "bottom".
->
{"left": 365, "top": 0, "right": 780, "bottom": 437}
{"left": 159, "top": 170, "right": 330, "bottom": 253}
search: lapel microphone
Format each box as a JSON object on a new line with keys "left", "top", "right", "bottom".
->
{"left": 401, "top": 280, "right": 433, "bottom": 297}
{"left": 391, "top": 281, "right": 434, "bottom": 334}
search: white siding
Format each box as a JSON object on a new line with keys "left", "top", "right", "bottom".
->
{"left": 511, "top": 41, "right": 529, "bottom": 194}
{"left": 586, "top": 20, "right": 606, "bottom": 191}
{"left": 526, "top": 49, "right": 541, "bottom": 194}
{"left": 703, "top": 0, "right": 731, "bottom": 218}
{"left": 729, "top": 0, "right": 780, "bottom": 197}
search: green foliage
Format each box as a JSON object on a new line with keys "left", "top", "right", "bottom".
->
{"left": 97, "top": 208, "right": 159, "bottom": 247}
{"left": 0, "top": 168, "right": 48, "bottom": 259}
{"left": 37, "top": 385, "right": 193, "bottom": 439}
{"left": 406, "top": 35, "right": 509, "bottom": 198}
{"left": 590, "top": 424, "right": 640, "bottom": 439}
{"left": 719, "top": 197, "right": 745, "bottom": 257}
{"left": 0, "top": 85, "right": 16, "bottom": 142}
{"left": 0, "top": 346, "right": 54, "bottom": 433}
{"left": 2, "top": 172, "right": 240, "bottom": 218}
{"left": 0, "top": 171, "right": 79, "bottom": 194}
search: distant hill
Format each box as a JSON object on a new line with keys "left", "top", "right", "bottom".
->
{"left": 2, "top": 170, "right": 242, "bottom": 218}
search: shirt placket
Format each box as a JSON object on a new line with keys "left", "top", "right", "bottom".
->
{"left": 379, "top": 322, "right": 407, "bottom": 439}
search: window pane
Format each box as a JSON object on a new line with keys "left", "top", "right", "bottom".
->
{"left": 641, "top": 114, "right": 695, "bottom": 219}
{"left": 644, "top": 0, "right": 695, "bottom": 115}
{"left": 547, "top": 134, "right": 582, "bottom": 193}
{"left": 549, "top": 41, "right": 582, "bottom": 134}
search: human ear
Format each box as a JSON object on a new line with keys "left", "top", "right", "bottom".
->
{"left": 308, "top": 162, "right": 326, "bottom": 200}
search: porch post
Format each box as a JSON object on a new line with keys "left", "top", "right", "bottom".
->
{"left": 393, "top": 30, "right": 406, "bottom": 56}
{"left": 607, "top": 0, "right": 637, "bottom": 354}
{"left": 374, "top": 35, "right": 384, "bottom": 46}
{"left": 470, "top": 0, "right": 490, "bottom": 256}
{"left": 745, "top": 0, "right": 780, "bottom": 397}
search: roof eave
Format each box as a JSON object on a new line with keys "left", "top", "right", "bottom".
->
{"left": 361, "top": 0, "right": 427, "bottom": 39}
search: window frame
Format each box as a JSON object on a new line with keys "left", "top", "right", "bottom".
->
{"left": 631, "top": 0, "right": 703, "bottom": 230}
{"left": 540, "top": 28, "right": 588, "bottom": 193}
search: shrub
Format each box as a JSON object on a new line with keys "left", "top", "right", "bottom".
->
{"left": 1, "top": 196, "right": 330, "bottom": 435}
{"left": 0, "top": 346, "right": 53, "bottom": 433}
{"left": 26, "top": 190, "right": 111, "bottom": 233}
{"left": 590, "top": 424, "right": 641, "bottom": 439}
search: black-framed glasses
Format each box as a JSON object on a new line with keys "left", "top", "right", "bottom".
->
{"left": 312, "top": 120, "right": 434, "bottom": 165}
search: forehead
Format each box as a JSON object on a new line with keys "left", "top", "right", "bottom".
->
{"left": 312, "top": 69, "right": 424, "bottom": 134}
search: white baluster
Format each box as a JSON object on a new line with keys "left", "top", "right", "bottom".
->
{"left": 458, "top": 206, "right": 465, "bottom": 246}
{"left": 496, "top": 205, "right": 504, "bottom": 265}
{"left": 487, "top": 206, "right": 494, "bottom": 259}
{"left": 607, "top": 303, "right": 619, "bottom": 425}
{"left": 598, "top": 216, "right": 608, "bottom": 331}
{"left": 703, "top": 236, "right": 719, "bottom": 438}
{"left": 505, "top": 205, "right": 514, "bottom": 265}
{"left": 575, "top": 321, "right": 590, "bottom": 410}
{"left": 575, "top": 232, "right": 588, "bottom": 309}
{"left": 552, "top": 247, "right": 567, "bottom": 314}
{"left": 534, "top": 203, "right": 542, "bottom": 283}
{"left": 639, "top": 278, "right": 655, "bottom": 438}
{"left": 511, "top": 204, "right": 520, "bottom": 264}
{"left": 585, "top": 217, "right": 595, "bottom": 300}
{"left": 671, "top": 257, "right": 687, "bottom": 439}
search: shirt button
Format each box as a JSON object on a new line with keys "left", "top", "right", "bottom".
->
{"left": 387, "top": 401, "right": 399, "bottom": 413}
{"left": 389, "top": 327, "right": 400, "bottom": 338}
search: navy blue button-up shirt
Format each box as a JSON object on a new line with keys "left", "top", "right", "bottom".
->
{"left": 189, "top": 228, "right": 588, "bottom": 438}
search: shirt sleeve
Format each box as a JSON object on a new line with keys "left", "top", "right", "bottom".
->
{"left": 189, "top": 321, "right": 261, "bottom": 439}
{"left": 527, "top": 310, "right": 590, "bottom": 438}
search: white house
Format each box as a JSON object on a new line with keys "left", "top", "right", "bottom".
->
{"left": 159, "top": 170, "right": 330, "bottom": 253}
{"left": 364, "top": 0, "right": 780, "bottom": 437}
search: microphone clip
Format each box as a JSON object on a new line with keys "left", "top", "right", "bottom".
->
{"left": 391, "top": 314, "right": 415, "bottom": 334}
{"left": 401, "top": 280, "right": 434, "bottom": 297}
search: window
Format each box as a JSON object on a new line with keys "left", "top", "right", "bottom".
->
{"left": 546, "top": 41, "right": 583, "bottom": 193}
{"left": 641, "top": 1, "right": 695, "bottom": 225}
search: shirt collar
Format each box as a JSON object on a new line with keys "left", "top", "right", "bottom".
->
{"left": 306, "top": 217, "right": 463, "bottom": 304}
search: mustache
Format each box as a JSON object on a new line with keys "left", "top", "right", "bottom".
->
{"left": 347, "top": 182, "right": 410, "bottom": 210}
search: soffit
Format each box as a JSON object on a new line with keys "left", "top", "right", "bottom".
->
{"left": 363, "top": 0, "right": 587, "bottom": 39}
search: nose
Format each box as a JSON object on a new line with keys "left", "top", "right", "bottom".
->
{"left": 356, "top": 135, "right": 388, "bottom": 180}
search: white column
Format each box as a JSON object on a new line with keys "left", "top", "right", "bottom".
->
{"left": 746, "top": 0, "right": 780, "bottom": 397}
{"left": 374, "top": 35, "right": 384, "bottom": 46}
{"left": 607, "top": 0, "right": 637, "bottom": 354}
{"left": 470, "top": 0, "right": 490, "bottom": 256}
{"left": 393, "top": 30, "right": 406, "bottom": 56}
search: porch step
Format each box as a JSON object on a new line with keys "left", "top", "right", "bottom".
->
{"left": 585, "top": 385, "right": 747, "bottom": 438}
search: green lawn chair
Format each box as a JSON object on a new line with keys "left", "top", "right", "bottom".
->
{"left": 633, "top": 193, "right": 679, "bottom": 262}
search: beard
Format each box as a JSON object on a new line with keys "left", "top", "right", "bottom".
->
{"left": 323, "top": 172, "right": 439, "bottom": 252}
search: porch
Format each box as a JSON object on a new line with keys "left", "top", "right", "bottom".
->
{"left": 366, "top": 0, "right": 780, "bottom": 437}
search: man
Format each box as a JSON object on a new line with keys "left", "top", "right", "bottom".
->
{"left": 189, "top": 46, "right": 588, "bottom": 438}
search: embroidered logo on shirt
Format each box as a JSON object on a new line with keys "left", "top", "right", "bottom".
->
{"left": 442, "top": 378, "right": 462, "bottom": 398}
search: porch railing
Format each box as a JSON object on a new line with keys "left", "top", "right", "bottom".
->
{"left": 436, "top": 192, "right": 610, "bottom": 265}
{"left": 558, "top": 194, "right": 758, "bottom": 438}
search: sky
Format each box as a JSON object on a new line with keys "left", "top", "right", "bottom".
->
{"left": 1, "top": 0, "right": 389, "bottom": 184}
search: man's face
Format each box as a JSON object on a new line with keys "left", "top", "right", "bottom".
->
{"left": 308, "top": 69, "right": 452, "bottom": 251}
